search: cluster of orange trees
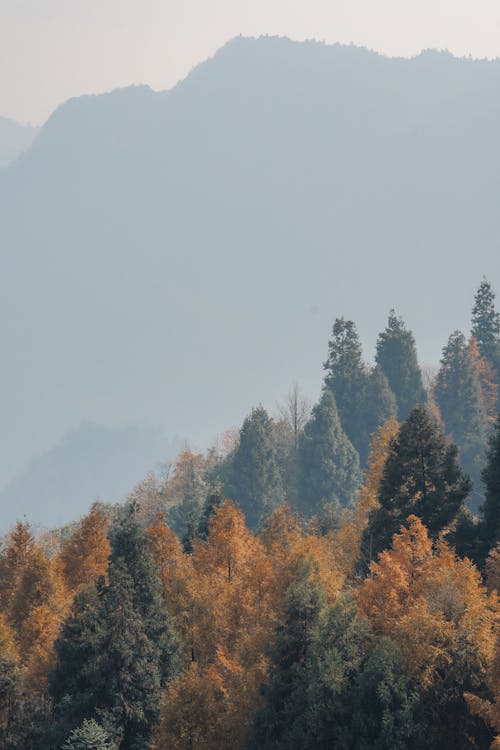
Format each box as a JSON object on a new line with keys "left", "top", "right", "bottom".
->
{"left": 0, "top": 414, "right": 499, "bottom": 749}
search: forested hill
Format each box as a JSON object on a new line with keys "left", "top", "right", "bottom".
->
{"left": 1, "top": 36, "right": 500, "bottom": 495}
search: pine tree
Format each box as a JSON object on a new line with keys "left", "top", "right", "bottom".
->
{"left": 360, "top": 367, "right": 397, "bottom": 465}
{"left": 362, "top": 406, "right": 470, "bottom": 564}
{"left": 50, "top": 584, "right": 104, "bottom": 746}
{"left": 96, "top": 562, "right": 162, "bottom": 750}
{"left": 351, "top": 638, "right": 423, "bottom": 750}
{"left": 323, "top": 318, "right": 368, "bottom": 453}
{"left": 298, "top": 389, "right": 361, "bottom": 517}
{"left": 51, "top": 505, "right": 180, "bottom": 750}
{"left": 246, "top": 565, "right": 326, "bottom": 750}
{"left": 62, "top": 720, "right": 115, "bottom": 750}
{"left": 375, "top": 310, "right": 427, "bottom": 420}
{"left": 434, "top": 331, "right": 488, "bottom": 510}
{"left": 471, "top": 278, "right": 500, "bottom": 369}
{"left": 303, "top": 595, "right": 371, "bottom": 749}
{"left": 478, "top": 415, "right": 500, "bottom": 560}
{"left": 228, "top": 407, "right": 285, "bottom": 529}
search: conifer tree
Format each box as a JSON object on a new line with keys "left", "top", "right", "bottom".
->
{"left": 246, "top": 566, "right": 326, "bottom": 749}
{"left": 360, "top": 367, "right": 397, "bottom": 464}
{"left": 434, "top": 331, "right": 488, "bottom": 509}
{"left": 323, "top": 318, "right": 368, "bottom": 452}
{"left": 375, "top": 310, "right": 426, "bottom": 420}
{"left": 471, "top": 278, "right": 500, "bottom": 368}
{"left": 362, "top": 406, "right": 470, "bottom": 564}
{"left": 298, "top": 389, "right": 361, "bottom": 517}
{"left": 62, "top": 720, "right": 115, "bottom": 750}
{"left": 228, "top": 407, "right": 284, "bottom": 529}
{"left": 478, "top": 415, "right": 500, "bottom": 560}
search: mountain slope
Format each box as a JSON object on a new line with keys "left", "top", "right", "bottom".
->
{"left": 0, "top": 116, "right": 38, "bottom": 168}
{"left": 0, "top": 36, "right": 499, "bottom": 492}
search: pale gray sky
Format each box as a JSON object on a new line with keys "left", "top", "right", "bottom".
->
{"left": 2, "top": 0, "right": 500, "bottom": 124}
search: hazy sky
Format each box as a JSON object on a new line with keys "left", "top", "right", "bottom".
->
{"left": 2, "top": 0, "right": 500, "bottom": 124}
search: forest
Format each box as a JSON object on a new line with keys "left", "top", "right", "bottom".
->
{"left": 0, "top": 279, "right": 499, "bottom": 749}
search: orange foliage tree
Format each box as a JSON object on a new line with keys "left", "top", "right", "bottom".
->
{"left": 58, "top": 503, "right": 110, "bottom": 591}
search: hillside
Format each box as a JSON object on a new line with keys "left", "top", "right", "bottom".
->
{"left": 0, "top": 116, "right": 38, "bottom": 168}
{"left": 1, "top": 36, "right": 500, "bottom": 494}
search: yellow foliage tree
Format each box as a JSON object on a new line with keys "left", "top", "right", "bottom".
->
{"left": 58, "top": 503, "right": 110, "bottom": 591}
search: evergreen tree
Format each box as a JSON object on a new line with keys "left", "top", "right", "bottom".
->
{"left": 375, "top": 310, "right": 426, "bottom": 420}
{"left": 323, "top": 318, "right": 368, "bottom": 453}
{"left": 181, "top": 490, "right": 224, "bottom": 553}
{"left": 96, "top": 562, "right": 161, "bottom": 750}
{"left": 228, "top": 407, "right": 285, "bottom": 529}
{"left": 298, "top": 389, "right": 361, "bottom": 517}
{"left": 246, "top": 566, "right": 326, "bottom": 750}
{"left": 351, "top": 638, "right": 423, "bottom": 750}
{"left": 107, "top": 503, "right": 180, "bottom": 686}
{"left": 360, "top": 367, "right": 398, "bottom": 465}
{"left": 51, "top": 505, "right": 180, "bottom": 750}
{"left": 434, "top": 331, "right": 488, "bottom": 510}
{"left": 471, "top": 277, "right": 500, "bottom": 368}
{"left": 62, "top": 720, "right": 115, "bottom": 750}
{"left": 362, "top": 406, "right": 470, "bottom": 564}
{"left": 50, "top": 584, "right": 104, "bottom": 745}
{"left": 303, "top": 595, "right": 370, "bottom": 749}
{"left": 478, "top": 415, "right": 500, "bottom": 560}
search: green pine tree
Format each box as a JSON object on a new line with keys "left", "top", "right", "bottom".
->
{"left": 478, "top": 415, "right": 500, "bottom": 559}
{"left": 323, "top": 318, "right": 368, "bottom": 454}
{"left": 62, "top": 719, "right": 115, "bottom": 750}
{"left": 471, "top": 277, "right": 500, "bottom": 368}
{"left": 434, "top": 331, "right": 488, "bottom": 510}
{"left": 298, "top": 389, "right": 362, "bottom": 517}
{"left": 375, "top": 310, "right": 427, "bottom": 420}
{"left": 96, "top": 561, "right": 161, "bottom": 750}
{"left": 50, "top": 584, "right": 105, "bottom": 746}
{"left": 246, "top": 565, "right": 326, "bottom": 750}
{"left": 228, "top": 406, "right": 285, "bottom": 529}
{"left": 360, "top": 366, "right": 398, "bottom": 464}
{"left": 362, "top": 405, "right": 470, "bottom": 564}
{"left": 108, "top": 503, "right": 180, "bottom": 687}
{"left": 351, "top": 638, "right": 424, "bottom": 750}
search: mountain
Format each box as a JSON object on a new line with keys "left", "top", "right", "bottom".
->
{"left": 0, "top": 422, "right": 179, "bottom": 531}
{"left": 1, "top": 36, "right": 500, "bottom": 498}
{"left": 0, "top": 116, "right": 38, "bottom": 168}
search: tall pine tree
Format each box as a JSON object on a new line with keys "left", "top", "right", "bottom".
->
{"left": 298, "top": 389, "right": 361, "bottom": 517}
{"left": 362, "top": 405, "right": 470, "bottom": 564}
{"left": 375, "top": 311, "right": 426, "bottom": 420}
{"left": 471, "top": 278, "right": 500, "bottom": 368}
{"left": 228, "top": 407, "right": 284, "bottom": 529}
{"left": 478, "top": 415, "right": 500, "bottom": 561}
{"left": 434, "top": 331, "right": 488, "bottom": 510}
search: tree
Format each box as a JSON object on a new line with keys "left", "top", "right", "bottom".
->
{"left": 96, "top": 562, "right": 162, "bottom": 750}
{"left": 59, "top": 504, "right": 110, "bottom": 590}
{"left": 375, "top": 310, "right": 426, "bottom": 420}
{"left": 434, "top": 331, "right": 488, "bottom": 509}
{"left": 337, "top": 418, "right": 399, "bottom": 577}
{"left": 323, "top": 318, "right": 368, "bottom": 454}
{"left": 362, "top": 406, "right": 470, "bottom": 564}
{"left": 246, "top": 566, "right": 326, "bottom": 749}
{"left": 471, "top": 278, "right": 500, "bottom": 370}
{"left": 50, "top": 583, "right": 105, "bottom": 747}
{"left": 359, "top": 367, "right": 397, "bottom": 465}
{"left": 358, "top": 516, "right": 497, "bottom": 749}
{"left": 298, "top": 389, "right": 361, "bottom": 517}
{"left": 228, "top": 407, "right": 284, "bottom": 529}
{"left": 62, "top": 720, "right": 115, "bottom": 750}
{"left": 478, "top": 416, "right": 500, "bottom": 561}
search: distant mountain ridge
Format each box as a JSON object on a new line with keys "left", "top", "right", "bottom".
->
{"left": 1, "top": 36, "right": 500, "bottom": 523}
{"left": 0, "top": 116, "right": 38, "bottom": 168}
